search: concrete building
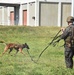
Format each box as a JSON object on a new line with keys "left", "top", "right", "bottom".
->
{"left": 0, "top": 0, "right": 74, "bottom": 27}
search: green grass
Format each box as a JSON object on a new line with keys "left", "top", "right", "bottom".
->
{"left": 0, "top": 26, "right": 74, "bottom": 75}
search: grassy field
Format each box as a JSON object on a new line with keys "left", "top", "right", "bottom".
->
{"left": 0, "top": 26, "right": 74, "bottom": 75}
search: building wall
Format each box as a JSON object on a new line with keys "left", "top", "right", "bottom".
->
{"left": 0, "top": 0, "right": 72, "bottom": 27}
{"left": 39, "top": 2, "right": 58, "bottom": 26}
{"left": 4, "top": 7, "right": 8, "bottom": 25}
{"left": 29, "top": 2, "right": 35, "bottom": 26}
{"left": 0, "top": 7, "right": 2, "bottom": 24}
{"left": 22, "top": 4, "right": 27, "bottom": 10}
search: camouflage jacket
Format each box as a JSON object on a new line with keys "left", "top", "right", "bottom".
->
{"left": 60, "top": 24, "right": 74, "bottom": 47}
{"left": 61, "top": 25, "right": 74, "bottom": 39}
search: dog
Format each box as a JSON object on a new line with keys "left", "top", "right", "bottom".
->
{"left": 0, "top": 41, "right": 30, "bottom": 56}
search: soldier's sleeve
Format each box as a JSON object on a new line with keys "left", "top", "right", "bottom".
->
{"left": 60, "top": 27, "right": 69, "bottom": 39}
{"left": 54, "top": 26, "right": 70, "bottom": 43}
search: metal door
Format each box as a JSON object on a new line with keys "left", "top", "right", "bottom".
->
{"left": 10, "top": 11, "right": 14, "bottom": 25}
{"left": 23, "top": 10, "right": 27, "bottom": 25}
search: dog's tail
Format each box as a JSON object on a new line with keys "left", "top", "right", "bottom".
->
{"left": 0, "top": 40, "right": 5, "bottom": 43}
{"left": 0, "top": 40, "right": 6, "bottom": 45}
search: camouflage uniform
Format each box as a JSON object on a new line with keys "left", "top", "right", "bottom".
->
{"left": 58, "top": 16, "right": 74, "bottom": 68}
{"left": 60, "top": 24, "right": 74, "bottom": 68}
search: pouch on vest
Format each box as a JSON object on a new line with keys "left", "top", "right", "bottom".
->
{"left": 65, "top": 37, "right": 71, "bottom": 47}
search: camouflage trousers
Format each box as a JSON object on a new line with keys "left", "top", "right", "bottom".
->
{"left": 64, "top": 45, "right": 74, "bottom": 69}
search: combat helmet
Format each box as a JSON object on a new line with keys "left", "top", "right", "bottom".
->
{"left": 66, "top": 16, "right": 74, "bottom": 22}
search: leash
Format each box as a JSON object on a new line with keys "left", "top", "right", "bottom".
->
{"left": 36, "top": 44, "right": 50, "bottom": 62}
{"left": 26, "top": 49, "right": 37, "bottom": 63}
{"left": 36, "top": 30, "right": 61, "bottom": 62}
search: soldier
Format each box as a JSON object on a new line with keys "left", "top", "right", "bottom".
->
{"left": 57, "top": 16, "right": 74, "bottom": 68}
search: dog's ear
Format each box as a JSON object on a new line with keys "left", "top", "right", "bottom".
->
{"left": 25, "top": 43, "right": 27, "bottom": 44}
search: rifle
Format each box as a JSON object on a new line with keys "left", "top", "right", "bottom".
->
{"left": 36, "top": 30, "right": 61, "bottom": 62}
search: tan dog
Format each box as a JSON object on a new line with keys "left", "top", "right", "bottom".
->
{"left": 0, "top": 41, "right": 30, "bottom": 56}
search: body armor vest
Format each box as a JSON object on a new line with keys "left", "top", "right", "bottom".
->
{"left": 65, "top": 25, "right": 74, "bottom": 47}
